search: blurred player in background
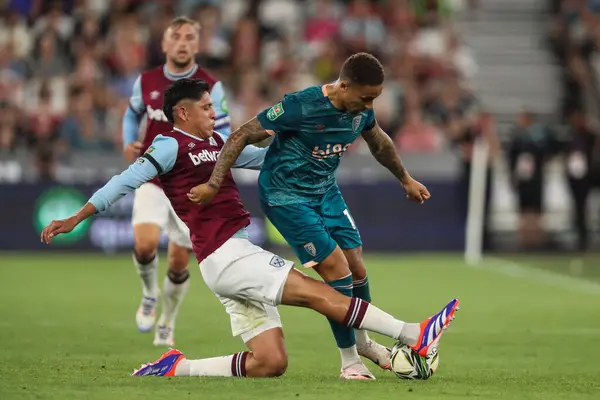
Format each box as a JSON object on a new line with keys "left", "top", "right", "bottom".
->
{"left": 189, "top": 53, "right": 431, "bottom": 380}
{"left": 41, "top": 78, "right": 458, "bottom": 379}
{"left": 121, "top": 16, "right": 230, "bottom": 346}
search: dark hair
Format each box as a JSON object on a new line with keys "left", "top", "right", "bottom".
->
{"left": 340, "top": 52, "right": 385, "bottom": 86}
{"left": 163, "top": 78, "right": 210, "bottom": 123}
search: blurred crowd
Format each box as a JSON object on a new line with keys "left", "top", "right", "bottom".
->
{"left": 503, "top": 0, "right": 600, "bottom": 251}
{"left": 5, "top": 0, "right": 600, "bottom": 250}
{"left": 0, "top": 0, "right": 483, "bottom": 161}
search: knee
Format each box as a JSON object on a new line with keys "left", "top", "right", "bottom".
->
{"left": 337, "top": 246, "right": 366, "bottom": 281}
{"left": 134, "top": 241, "right": 158, "bottom": 263}
{"left": 167, "top": 244, "right": 189, "bottom": 271}
{"left": 167, "top": 268, "right": 190, "bottom": 284}
{"left": 351, "top": 266, "right": 367, "bottom": 282}
{"left": 315, "top": 248, "right": 350, "bottom": 281}
{"left": 346, "top": 249, "right": 367, "bottom": 281}
{"left": 133, "top": 225, "right": 161, "bottom": 260}
{"left": 259, "top": 350, "right": 288, "bottom": 377}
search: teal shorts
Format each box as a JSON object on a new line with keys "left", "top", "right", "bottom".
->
{"left": 260, "top": 189, "right": 362, "bottom": 266}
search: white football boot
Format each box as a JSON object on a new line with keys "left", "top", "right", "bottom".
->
{"left": 340, "top": 361, "right": 376, "bottom": 380}
{"left": 153, "top": 324, "right": 175, "bottom": 347}
{"left": 358, "top": 339, "right": 392, "bottom": 370}
{"left": 136, "top": 296, "right": 158, "bottom": 333}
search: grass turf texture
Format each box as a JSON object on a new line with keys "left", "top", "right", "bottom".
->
{"left": 1, "top": 253, "right": 599, "bottom": 399}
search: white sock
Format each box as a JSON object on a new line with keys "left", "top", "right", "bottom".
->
{"left": 358, "top": 304, "right": 408, "bottom": 342}
{"left": 346, "top": 299, "right": 420, "bottom": 346}
{"left": 355, "top": 330, "right": 371, "bottom": 348}
{"left": 398, "top": 323, "right": 420, "bottom": 346}
{"left": 339, "top": 345, "right": 362, "bottom": 369}
{"left": 159, "top": 273, "right": 190, "bottom": 327}
{"left": 133, "top": 253, "right": 159, "bottom": 298}
{"left": 175, "top": 352, "right": 248, "bottom": 377}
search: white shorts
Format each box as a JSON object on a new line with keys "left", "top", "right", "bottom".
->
{"left": 199, "top": 237, "right": 294, "bottom": 342}
{"left": 131, "top": 182, "right": 193, "bottom": 249}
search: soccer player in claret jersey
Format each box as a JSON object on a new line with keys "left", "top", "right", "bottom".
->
{"left": 121, "top": 16, "right": 230, "bottom": 346}
{"left": 41, "top": 78, "right": 458, "bottom": 379}
{"left": 189, "top": 53, "right": 435, "bottom": 379}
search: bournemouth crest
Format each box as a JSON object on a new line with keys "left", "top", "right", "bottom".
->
{"left": 304, "top": 242, "right": 316, "bottom": 257}
{"left": 352, "top": 115, "right": 362, "bottom": 133}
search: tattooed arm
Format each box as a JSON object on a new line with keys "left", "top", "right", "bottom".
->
{"left": 361, "top": 122, "right": 431, "bottom": 203}
{"left": 188, "top": 96, "right": 302, "bottom": 205}
{"left": 207, "top": 117, "right": 272, "bottom": 190}
{"left": 208, "top": 94, "right": 303, "bottom": 189}
{"left": 361, "top": 122, "right": 410, "bottom": 184}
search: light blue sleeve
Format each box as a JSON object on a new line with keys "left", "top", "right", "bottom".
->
{"left": 215, "top": 132, "right": 267, "bottom": 170}
{"left": 129, "top": 75, "right": 145, "bottom": 113}
{"left": 122, "top": 75, "right": 144, "bottom": 148}
{"left": 211, "top": 81, "right": 231, "bottom": 138}
{"left": 88, "top": 135, "right": 178, "bottom": 213}
{"left": 140, "top": 135, "right": 179, "bottom": 174}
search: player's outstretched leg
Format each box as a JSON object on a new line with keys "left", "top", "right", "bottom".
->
{"left": 343, "top": 247, "right": 391, "bottom": 370}
{"left": 313, "top": 247, "right": 375, "bottom": 380}
{"left": 154, "top": 242, "right": 190, "bottom": 346}
{"left": 132, "top": 223, "right": 162, "bottom": 333}
{"left": 133, "top": 327, "right": 288, "bottom": 378}
{"left": 281, "top": 268, "right": 459, "bottom": 358}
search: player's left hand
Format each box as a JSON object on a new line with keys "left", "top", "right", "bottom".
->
{"left": 402, "top": 177, "right": 431, "bottom": 204}
{"left": 40, "top": 217, "right": 78, "bottom": 244}
{"left": 187, "top": 183, "right": 219, "bottom": 205}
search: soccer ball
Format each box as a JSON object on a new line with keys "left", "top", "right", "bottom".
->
{"left": 389, "top": 342, "right": 439, "bottom": 380}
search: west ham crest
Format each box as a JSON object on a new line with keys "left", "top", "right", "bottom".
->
{"left": 150, "top": 90, "right": 160, "bottom": 100}
{"left": 269, "top": 256, "right": 285, "bottom": 268}
{"left": 352, "top": 115, "right": 362, "bottom": 133}
{"left": 209, "top": 136, "right": 218, "bottom": 146}
{"left": 304, "top": 242, "right": 316, "bottom": 257}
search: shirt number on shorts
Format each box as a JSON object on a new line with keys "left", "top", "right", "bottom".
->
{"left": 343, "top": 209, "right": 357, "bottom": 230}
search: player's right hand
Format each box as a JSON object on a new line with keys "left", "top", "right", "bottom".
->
{"left": 402, "top": 177, "right": 431, "bottom": 204}
{"left": 40, "top": 217, "right": 78, "bottom": 244}
{"left": 187, "top": 183, "right": 219, "bottom": 205}
{"left": 124, "top": 141, "right": 143, "bottom": 161}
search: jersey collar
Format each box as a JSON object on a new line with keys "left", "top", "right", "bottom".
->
{"left": 174, "top": 127, "right": 204, "bottom": 141}
{"left": 163, "top": 64, "right": 199, "bottom": 81}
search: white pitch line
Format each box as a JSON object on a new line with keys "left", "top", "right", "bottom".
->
{"left": 466, "top": 257, "right": 600, "bottom": 296}
{"left": 440, "top": 327, "right": 600, "bottom": 335}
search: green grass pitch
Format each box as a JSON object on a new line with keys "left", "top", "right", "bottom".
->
{"left": 1, "top": 253, "right": 599, "bottom": 399}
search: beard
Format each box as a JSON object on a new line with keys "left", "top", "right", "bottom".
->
{"left": 170, "top": 56, "right": 194, "bottom": 69}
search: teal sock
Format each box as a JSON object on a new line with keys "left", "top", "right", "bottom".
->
{"left": 326, "top": 274, "right": 356, "bottom": 349}
{"left": 352, "top": 276, "right": 371, "bottom": 302}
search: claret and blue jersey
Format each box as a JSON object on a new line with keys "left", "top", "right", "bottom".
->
{"left": 89, "top": 130, "right": 266, "bottom": 213}
{"left": 256, "top": 85, "right": 375, "bottom": 266}
{"left": 122, "top": 64, "right": 231, "bottom": 151}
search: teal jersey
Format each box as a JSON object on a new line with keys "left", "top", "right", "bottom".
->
{"left": 256, "top": 85, "right": 376, "bottom": 205}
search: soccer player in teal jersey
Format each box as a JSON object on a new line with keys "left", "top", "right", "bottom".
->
{"left": 190, "top": 53, "right": 431, "bottom": 380}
